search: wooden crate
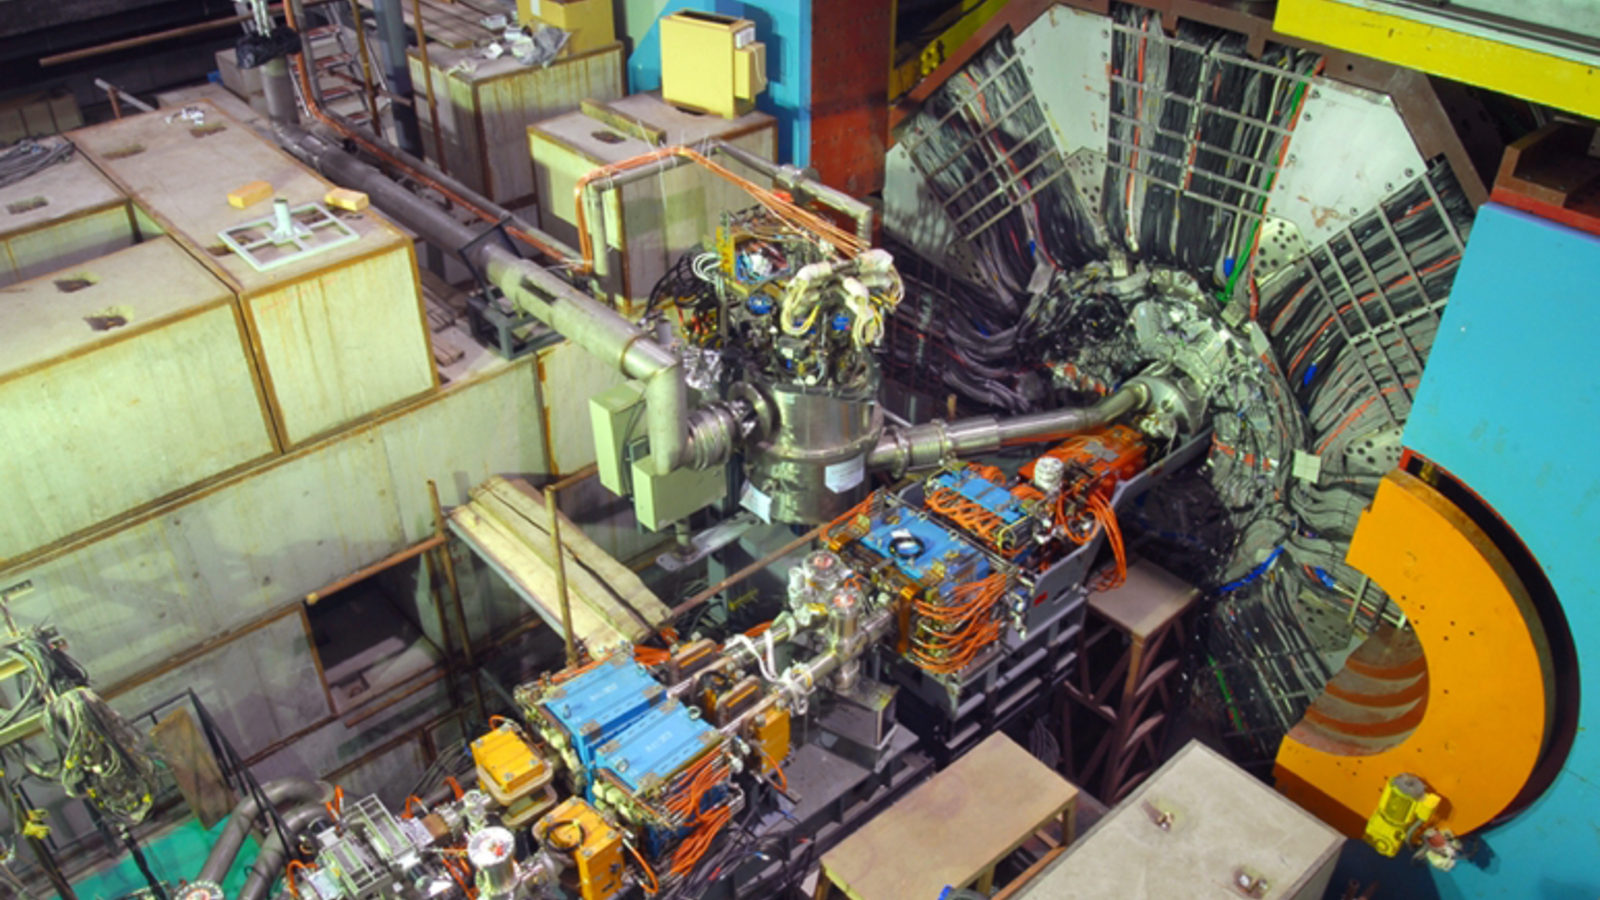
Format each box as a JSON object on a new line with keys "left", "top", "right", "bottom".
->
{"left": 0, "top": 90, "right": 83, "bottom": 145}
{"left": 409, "top": 41, "right": 625, "bottom": 207}
{"left": 528, "top": 92, "right": 777, "bottom": 310}
{"left": 0, "top": 155, "right": 139, "bottom": 287}
{"left": 0, "top": 238, "right": 276, "bottom": 563}
{"left": 70, "top": 100, "right": 437, "bottom": 448}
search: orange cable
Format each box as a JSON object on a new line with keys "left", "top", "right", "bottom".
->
{"left": 625, "top": 840, "right": 660, "bottom": 895}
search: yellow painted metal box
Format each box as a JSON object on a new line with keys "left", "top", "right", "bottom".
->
{"left": 537, "top": 797, "right": 624, "bottom": 900}
{"left": 70, "top": 101, "right": 437, "bottom": 448}
{"left": 0, "top": 237, "right": 276, "bottom": 564}
{"left": 409, "top": 41, "right": 625, "bottom": 207}
{"left": 472, "top": 725, "right": 550, "bottom": 797}
{"left": 527, "top": 92, "right": 776, "bottom": 311}
{"left": 0, "top": 156, "right": 139, "bottom": 288}
{"left": 659, "top": 11, "right": 766, "bottom": 119}
{"left": 515, "top": 0, "right": 615, "bottom": 55}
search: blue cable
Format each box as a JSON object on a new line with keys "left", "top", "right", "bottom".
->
{"left": 1218, "top": 546, "right": 1283, "bottom": 594}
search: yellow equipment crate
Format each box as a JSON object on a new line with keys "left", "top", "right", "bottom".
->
{"left": 659, "top": 11, "right": 767, "bottom": 119}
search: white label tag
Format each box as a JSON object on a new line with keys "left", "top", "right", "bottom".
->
{"left": 735, "top": 26, "right": 756, "bottom": 48}
{"left": 1292, "top": 449, "right": 1322, "bottom": 483}
{"left": 824, "top": 456, "right": 866, "bottom": 493}
{"left": 740, "top": 481, "right": 772, "bottom": 523}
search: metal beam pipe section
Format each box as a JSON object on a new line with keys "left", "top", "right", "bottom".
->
{"left": 197, "top": 778, "right": 329, "bottom": 885}
{"left": 236, "top": 802, "right": 333, "bottom": 900}
{"left": 292, "top": 130, "right": 689, "bottom": 473}
{"left": 719, "top": 607, "right": 894, "bottom": 737}
{"left": 867, "top": 381, "right": 1151, "bottom": 474}
{"left": 261, "top": 58, "right": 299, "bottom": 130}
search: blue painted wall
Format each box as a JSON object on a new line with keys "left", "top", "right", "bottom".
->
{"left": 623, "top": 0, "right": 812, "bottom": 165}
{"left": 1402, "top": 203, "right": 1599, "bottom": 898}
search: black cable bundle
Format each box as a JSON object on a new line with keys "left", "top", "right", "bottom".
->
{"left": 1102, "top": 3, "right": 1319, "bottom": 277}
{"left": 907, "top": 33, "right": 1103, "bottom": 297}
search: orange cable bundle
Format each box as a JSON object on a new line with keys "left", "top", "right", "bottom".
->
{"left": 759, "top": 746, "right": 789, "bottom": 792}
{"left": 625, "top": 840, "right": 661, "bottom": 895}
{"left": 669, "top": 804, "right": 734, "bottom": 877}
{"left": 909, "top": 573, "right": 1008, "bottom": 674}
{"left": 552, "top": 655, "right": 607, "bottom": 684}
{"left": 1087, "top": 494, "right": 1127, "bottom": 589}
{"left": 285, "top": 860, "right": 313, "bottom": 899}
{"left": 822, "top": 493, "right": 876, "bottom": 545}
{"left": 634, "top": 645, "right": 671, "bottom": 666}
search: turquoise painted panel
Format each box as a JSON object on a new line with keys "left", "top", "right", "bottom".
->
{"left": 625, "top": 0, "right": 812, "bottom": 165}
{"left": 67, "top": 815, "right": 260, "bottom": 899}
{"left": 1401, "top": 203, "right": 1600, "bottom": 898}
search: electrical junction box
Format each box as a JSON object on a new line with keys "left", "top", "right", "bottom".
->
{"left": 515, "top": 0, "right": 616, "bottom": 55}
{"left": 590, "top": 381, "right": 726, "bottom": 531}
{"left": 536, "top": 655, "right": 666, "bottom": 766}
{"left": 630, "top": 455, "right": 726, "bottom": 533}
{"left": 593, "top": 698, "right": 719, "bottom": 793}
{"left": 537, "top": 797, "right": 624, "bottom": 900}
{"left": 659, "top": 11, "right": 768, "bottom": 118}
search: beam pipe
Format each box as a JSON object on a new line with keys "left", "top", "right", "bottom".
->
{"left": 867, "top": 382, "right": 1150, "bottom": 473}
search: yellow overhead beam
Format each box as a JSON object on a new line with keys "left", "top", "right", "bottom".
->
{"left": 1275, "top": 0, "right": 1600, "bottom": 118}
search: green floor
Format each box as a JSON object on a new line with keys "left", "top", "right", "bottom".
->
{"left": 65, "top": 815, "right": 261, "bottom": 900}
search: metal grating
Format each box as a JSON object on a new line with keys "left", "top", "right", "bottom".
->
{"left": 1102, "top": 18, "right": 1315, "bottom": 253}
{"left": 899, "top": 45, "right": 1073, "bottom": 244}
{"left": 1266, "top": 161, "right": 1467, "bottom": 426}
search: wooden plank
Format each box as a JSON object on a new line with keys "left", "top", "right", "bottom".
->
{"left": 820, "top": 733, "right": 1079, "bottom": 900}
{"left": 449, "top": 496, "right": 631, "bottom": 651}
{"left": 420, "top": 266, "right": 467, "bottom": 331}
{"left": 478, "top": 477, "right": 668, "bottom": 630}
{"left": 150, "top": 708, "right": 235, "bottom": 828}
{"left": 448, "top": 475, "right": 667, "bottom": 650}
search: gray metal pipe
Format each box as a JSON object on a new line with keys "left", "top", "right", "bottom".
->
{"left": 287, "top": 128, "right": 690, "bottom": 474}
{"left": 867, "top": 381, "right": 1151, "bottom": 475}
{"left": 277, "top": 115, "right": 574, "bottom": 259}
{"left": 371, "top": 0, "right": 422, "bottom": 155}
{"left": 260, "top": 58, "right": 299, "bottom": 130}
{"left": 197, "top": 778, "right": 329, "bottom": 885}
{"left": 236, "top": 802, "right": 332, "bottom": 900}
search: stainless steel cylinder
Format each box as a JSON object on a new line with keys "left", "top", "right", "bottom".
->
{"left": 745, "top": 382, "right": 883, "bottom": 524}
{"left": 468, "top": 826, "right": 518, "bottom": 897}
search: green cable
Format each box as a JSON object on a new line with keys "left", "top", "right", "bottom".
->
{"left": 1207, "top": 654, "right": 1248, "bottom": 733}
{"left": 1219, "top": 76, "right": 1311, "bottom": 306}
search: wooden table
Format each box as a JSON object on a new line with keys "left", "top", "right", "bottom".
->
{"left": 816, "top": 733, "right": 1079, "bottom": 900}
